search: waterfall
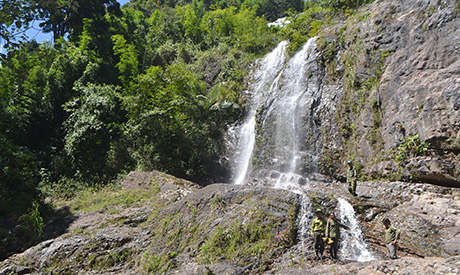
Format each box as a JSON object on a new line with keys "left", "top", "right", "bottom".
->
{"left": 297, "top": 195, "right": 312, "bottom": 251}
{"left": 231, "top": 41, "right": 288, "bottom": 185}
{"left": 259, "top": 37, "right": 320, "bottom": 182}
{"left": 338, "top": 198, "right": 376, "bottom": 262}
{"left": 231, "top": 37, "right": 321, "bottom": 189}
{"left": 232, "top": 116, "right": 256, "bottom": 185}
{"left": 229, "top": 38, "right": 375, "bottom": 262}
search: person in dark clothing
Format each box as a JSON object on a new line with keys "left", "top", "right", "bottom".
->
{"left": 347, "top": 160, "right": 358, "bottom": 196}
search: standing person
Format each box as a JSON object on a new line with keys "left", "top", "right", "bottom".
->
{"left": 382, "top": 218, "right": 400, "bottom": 259}
{"left": 311, "top": 209, "right": 326, "bottom": 260}
{"left": 346, "top": 160, "right": 358, "bottom": 196}
{"left": 325, "top": 212, "right": 349, "bottom": 260}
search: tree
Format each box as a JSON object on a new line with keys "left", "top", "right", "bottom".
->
{"left": 248, "top": 0, "right": 304, "bottom": 22}
{"left": 176, "top": 0, "right": 205, "bottom": 44}
{"left": 112, "top": 34, "right": 139, "bottom": 86}
{"left": 35, "top": 0, "right": 121, "bottom": 42}
{"left": 0, "top": 0, "right": 37, "bottom": 49}
{"left": 305, "top": 0, "right": 375, "bottom": 10}
{"left": 121, "top": 62, "right": 233, "bottom": 183}
{"left": 0, "top": 41, "right": 57, "bottom": 217}
{"left": 63, "top": 83, "right": 124, "bottom": 180}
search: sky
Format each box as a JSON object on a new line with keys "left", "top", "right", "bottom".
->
{"left": 1, "top": 0, "right": 131, "bottom": 54}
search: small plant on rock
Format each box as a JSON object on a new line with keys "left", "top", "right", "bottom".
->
{"left": 275, "top": 219, "right": 294, "bottom": 247}
{"left": 16, "top": 201, "right": 44, "bottom": 248}
{"left": 395, "top": 135, "right": 430, "bottom": 163}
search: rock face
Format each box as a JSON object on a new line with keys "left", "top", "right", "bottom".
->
{"left": 314, "top": 0, "right": 460, "bottom": 186}
{"left": 1, "top": 1, "right": 460, "bottom": 274}
{"left": 1, "top": 171, "right": 459, "bottom": 274}
{"left": 0, "top": 171, "right": 300, "bottom": 274}
{"left": 239, "top": 0, "right": 460, "bottom": 188}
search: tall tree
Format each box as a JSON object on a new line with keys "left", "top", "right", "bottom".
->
{"left": 36, "top": 0, "right": 121, "bottom": 42}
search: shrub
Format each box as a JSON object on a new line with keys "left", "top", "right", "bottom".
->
{"left": 395, "top": 135, "right": 430, "bottom": 163}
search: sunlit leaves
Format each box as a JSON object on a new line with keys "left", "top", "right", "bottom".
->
{"left": 0, "top": 0, "right": 36, "bottom": 49}
{"left": 63, "top": 83, "right": 123, "bottom": 179}
{"left": 112, "top": 34, "right": 139, "bottom": 86}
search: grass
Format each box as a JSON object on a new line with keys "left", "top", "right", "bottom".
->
{"left": 139, "top": 251, "right": 178, "bottom": 274}
{"left": 54, "top": 182, "right": 162, "bottom": 214}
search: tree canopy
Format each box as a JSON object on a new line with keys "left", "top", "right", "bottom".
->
{"left": 0, "top": 0, "right": 374, "bottom": 221}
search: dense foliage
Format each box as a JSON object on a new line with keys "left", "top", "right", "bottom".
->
{"left": 0, "top": 0, "right": 374, "bottom": 221}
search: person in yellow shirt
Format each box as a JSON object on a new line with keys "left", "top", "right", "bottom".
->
{"left": 311, "top": 209, "right": 326, "bottom": 260}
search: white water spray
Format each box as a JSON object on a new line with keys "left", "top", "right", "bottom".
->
{"left": 231, "top": 41, "right": 288, "bottom": 185}
{"left": 338, "top": 198, "right": 375, "bottom": 262}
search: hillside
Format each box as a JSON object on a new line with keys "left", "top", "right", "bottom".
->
{"left": 1, "top": 0, "right": 460, "bottom": 273}
{"left": 1, "top": 171, "right": 459, "bottom": 274}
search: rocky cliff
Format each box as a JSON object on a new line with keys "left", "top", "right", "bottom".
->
{"left": 1, "top": 171, "right": 459, "bottom": 274}
{"left": 315, "top": 0, "right": 460, "bottom": 186}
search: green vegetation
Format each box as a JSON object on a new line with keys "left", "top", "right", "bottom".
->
{"left": 0, "top": 201, "right": 44, "bottom": 258}
{"left": 198, "top": 204, "right": 296, "bottom": 264}
{"left": 1, "top": 0, "right": 379, "bottom": 243}
{"left": 367, "top": 98, "right": 383, "bottom": 150}
{"left": 15, "top": 201, "right": 44, "bottom": 248}
{"left": 395, "top": 135, "right": 430, "bottom": 163}
{"left": 52, "top": 181, "right": 163, "bottom": 213}
{"left": 1, "top": 0, "right": 283, "bottom": 218}
{"left": 88, "top": 248, "right": 135, "bottom": 270}
{"left": 140, "top": 251, "right": 178, "bottom": 274}
{"left": 133, "top": 193, "right": 298, "bottom": 272}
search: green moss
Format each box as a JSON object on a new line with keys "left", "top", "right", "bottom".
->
{"left": 319, "top": 148, "right": 339, "bottom": 176}
{"left": 87, "top": 248, "right": 135, "bottom": 270}
{"left": 196, "top": 209, "right": 292, "bottom": 265}
{"left": 367, "top": 98, "right": 383, "bottom": 151}
{"left": 139, "top": 251, "right": 177, "bottom": 274}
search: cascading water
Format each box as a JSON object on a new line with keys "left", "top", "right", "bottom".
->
{"left": 256, "top": 37, "right": 320, "bottom": 188}
{"left": 338, "top": 198, "right": 376, "bottom": 262}
{"left": 230, "top": 41, "right": 288, "bottom": 185}
{"left": 297, "top": 195, "right": 313, "bottom": 252}
{"left": 230, "top": 37, "right": 375, "bottom": 261}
